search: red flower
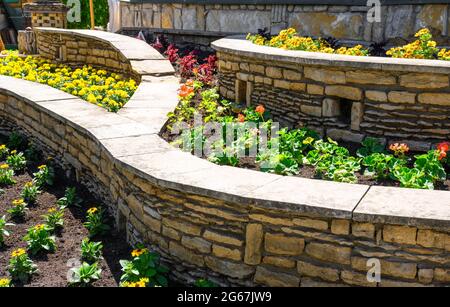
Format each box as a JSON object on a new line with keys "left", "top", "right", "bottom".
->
{"left": 237, "top": 113, "right": 245, "bottom": 123}
{"left": 438, "top": 150, "right": 447, "bottom": 161}
{"left": 255, "top": 105, "right": 265, "bottom": 115}
{"left": 437, "top": 142, "right": 450, "bottom": 153}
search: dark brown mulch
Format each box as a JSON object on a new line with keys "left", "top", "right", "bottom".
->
{"left": 0, "top": 164, "right": 131, "bottom": 287}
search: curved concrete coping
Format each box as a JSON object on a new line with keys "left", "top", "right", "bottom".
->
{"left": 34, "top": 28, "right": 175, "bottom": 78}
{"left": 212, "top": 36, "right": 450, "bottom": 74}
{"left": 1, "top": 74, "right": 449, "bottom": 230}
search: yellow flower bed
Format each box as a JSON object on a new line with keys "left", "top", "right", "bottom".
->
{"left": 247, "top": 28, "right": 369, "bottom": 56}
{"left": 0, "top": 50, "right": 137, "bottom": 112}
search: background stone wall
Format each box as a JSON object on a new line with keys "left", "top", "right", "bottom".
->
{"left": 214, "top": 38, "right": 450, "bottom": 150}
{"left": 119, "top": 1, "right": 450, "bottom": 45}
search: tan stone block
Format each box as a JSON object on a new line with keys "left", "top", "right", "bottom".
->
{"left": 249, "top": 214, "right": 294, "bottom": 226}
{"left": 322, "top": 98, "right": 341, "bottom": 117}
{"left": 244, "top": 223, "right": 263, "bottom": 265}
{"left": 283, "top": 69, "right": 302, "bottom": 81}
{"left": 388, "top": 91, "right": 416, "bottom": 104}
{"left": 143, "top": 214, "right": 161, "bottom": 233}
{"left": 346, "top": 70, "right": 396, "bottom": 85}
{"left": 383, "top": 225, "right": 417, "bottom": 245}
{"left": 331, "top": 219, "right": 350, "bottom": 235}
{"left": 262, "top": 256, "right": 296, "bottom": 268}
{"left": 417, "top": 229, "right": 450, "bottom": 251}
{"left": 274, "top": 79, "right": 291, "bottom": 89}
{"left": 162, "top": 226, "right": 181, "bottom": 241}
{"left": 162, "top": 219, "right": 202, "bottom": 236}
{"left": 380, "top": 260, "right": 417, "bottom": 279}
{"left": 399, "top": 73, "right": 448, "bottom": 89}
{"left": 292, "top": 218, "right": 328, "bottom": 230}
{"left": 203, "top": 230, "right": 243, "bottom": 246}
{"left": 265, "top": 67, "right": 283, "bottom": 78}
{"left": 169, "top": 241, "right": 204, "bottom": 266}
{"left": 205, "top": 256, "right": 254, "bottom": 279}
{"left": 366, "top": 90, "right": 387, "bottom": 102}
{"left": 325, "top": 85, "right": 362, "bottom": 100}
{"left": 352, "top": 222, "right": 375, "bottom": 239}
{"left": 305, "top": 67, "right": 345, "bottom": 84}
{"left": 254, "top": 266, "right": 300, "bottom": 287}
{"left": 418, "top": 269, "right": 434, "bottom": 284}
{"left": 290, "top": 82, "right": 306, "bottom": 91}
{"left": 249, "top": 64, "right": 265, "bottom": 74}
{"left": 418, "top": 93, "right": 450, "bottom": 106}
{"left": 161, "top": 5, "right": 174, "bottom": 29}
{"left": 351, "top": 102, "right": 364, "bottom": 130}
{"left": 212, "top": 244, "right": 242, "bottom": 261}
{"left": 301, "top": 105, "right": 322, "bottom": 116}
{"left": 341, "top": 270, "right": 377, "bottom": 287}
{"left": 434, "top": 268, "right": 450, "bottom": 282}
{"left": 307, "top": 84, "right": 324, "bottom": 95}
{"left": 351, "top": 256, "right": 369, "bottom": 271}
{"left": 305, "top": 242, "right": 351, "bottom": 264}
{"left": 181, "top": 235, "right": 211, "bottom": 253}
{"left": 265, "top": 233, "right": 305, "bottom": 256}
{"left": 297, "top": 260, "right": 339, "bottom": 282}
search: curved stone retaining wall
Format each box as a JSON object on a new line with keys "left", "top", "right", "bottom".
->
{"left": 213, "top": 37, "right": 450, "bottom": 150}
{"left": 1, "top": 29, "right": 449, "bottom": 286}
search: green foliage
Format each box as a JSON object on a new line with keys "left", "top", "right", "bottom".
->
{"left": 81, "top": 238, "right": 103, "bottom": 264}
{"left": 0, "top": 165, "right": 15, "bottom": 185}
{"left": 6, "top": 151, "right": 27, "bottom": 171}
{"left": 20, "top": 182, "right": 41, "bottom": 204}
{"left": 69, "top": 262, "right": 102, "bottom": 286}
{"left": 42, "top": 208, "right": 64, "bottom": 232}
{"left": 0, "top": 215, "right": 14, "bottom": 246}
{"left": 357, "top": 137, "right": 385, "bottom": 157}
{"left": 7, "top": 132, "right": 26, "bottom": 151}
{"left": 362, "top": 153, "right": 406, "bottom": 180}
{"left": 33, "top": 165, "right": 54, "bottom": 188}
{"left": 195, "top": 278, "right": 218, "bottom": 287}
{"left": 257, "top": 150, "right": 299, "bottom": 176}
{"left": 120, "top": 248, "right": 169, "bottom": 287}
{"left": 84, "top": 207, "right": 110, "bottom": 238}
{"left": 23, "top": 224, "right": 56, "bottom": 255}
{"left": 8, "top": 249, "right": 37, "bottom": 283}
{"left": 63, "top": 0, "right": 109, "bottom": 29}
{"left": 57, "top": 187, "right": 82, "bottom": 209}
{"left": 7, "top": 199, "right": 27, "bottom": 219}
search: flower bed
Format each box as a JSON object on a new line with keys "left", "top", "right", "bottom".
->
{"left": 0, "top": 132, "right": 170, "bottom": 287}
{"left": 247, "top": 28, "right": 450, "bottom": 60}
{"left": 159, "top": 44, "right": 450, "bottom": 191}
{"left": 0, "top": 51, "right": 137, "bottom": 112}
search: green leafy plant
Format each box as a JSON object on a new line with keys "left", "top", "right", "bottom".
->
{"left": 257, "top": 150, "right": 300, "bottom": 176}
{"left": 357, "top": 137, "right": 385, "bottom": 157}
{"left": 120, "top": 248, "right": 168, "bottom": 287}
{"left": 7, "top": 199, "right": 28, "bottom": 219}
{"left": 195, "top": 278, "right": 218, "bottom": 287}
{"left": 33, "top": 164, "right": 54, "bottom": 188}
{"left": 81, "top": 238, "right": 103, "bottom": 264}
{"left": 42, "top": 208, "right": 64, "bottom": 232}
{"left": 57, "top": 187, "right": 82, "bottom": 209}
{"left": 8, "top": 248, "right": 37, "bottom": 283}
{"left": 6, "top": 150, "right": 27, "bottom": 171}
{"left": 0, "top": 215, "right": 14, "bottom": 246}
{"left": 84, "top": 207, "right": 110, "bottom": 237}
{"left": 7, "top": 132, "right": 26, "bottom": 151}
{"left": 362, "top": 153, "right": 406, "bottom": 180}
{"left": 23, "top": 224, "right": 56, "bottom": 255}
{"left": 20, "top": 181, "right": 41, "bottom": 204}
{"left": 0, "top": 144, "right": 9, "bottom": 159}
{"left": 0, "top": 164, "right": 15, "bottom": 185}
{"left": 68, "top": 262, "right": 102, "bottom": 286}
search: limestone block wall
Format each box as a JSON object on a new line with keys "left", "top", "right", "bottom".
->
{"left": 1, "top": 29, "right": 449, "bottom": 287}
{"left": 119, "top": 1, "right": 450, "bottom": 44}
{"left": 213, "top": 37, "right": 450, "bottom": 149}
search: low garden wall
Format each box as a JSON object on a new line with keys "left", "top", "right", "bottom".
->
{"left": 119, "top": 1, "right": 450, "bottom": 45}
{"left": 1, "top": 28, "right": 449, "bottom": 287}
{"left": 213, "top": 37, "right": 450, "bottom": 150}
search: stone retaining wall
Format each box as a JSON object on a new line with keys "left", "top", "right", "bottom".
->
{"left": 119, "top": 1, "right": 450, "bottom": 45}
{"left": 1, "top": 29, "right": 449, "bottom": 287}
{"left": 213, "top": 37, "right": 450, "bottom": 149}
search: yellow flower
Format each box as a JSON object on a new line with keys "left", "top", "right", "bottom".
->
{"left": 131, "top": 248, "right": 148, "bottom": 257}
{"left": 38, "top": 165, "right": 47, "bottom": 170}
{"left": 0, "top": 164, "right": 9, "bottom": 169}
{"left": 0, "top": 278, "right": 11, "bottom": 287}
{"left": 12, "top": 199, "right": 25, "bottom": 206}
{"left": 34, "top": 224, "right": 46, "bottom": 231}
{"left": 25, "top": 181, "right": 34, "bottom": 188}
{"left": 10, "top": 150, "right": 17, "bottom": 155}
{"left": 87, "top": 207, "right": 98, "bottom": 215}
{"left": 48, "top": 207, "right": 57, "bottom": 213}
{"left": 11, "top": 248, "right": 26, "bottom": 258}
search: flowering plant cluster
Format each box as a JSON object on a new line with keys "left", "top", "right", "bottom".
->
{"left": 387, "top": 28, "right": 441, "bottom": 59}
{"left": 0, "top": 51, "right": 137, "bottom": 112}
{"left": 8, "top": 248, "right": 37, "bottom": 282}
{"left": 247, "top": 28, "right": 369, "bottom": 56}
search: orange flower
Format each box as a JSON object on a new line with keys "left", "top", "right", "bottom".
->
{"left": 389, "top": 143, "right": 409, "bottom": 156}
{"left": 192, "top": 68, "right": 199, "bottom": 75}
{"left": 255, "top": 105, "right": 265, "bottom": 115}
{"left": 178, "top": 84, "right": 194, "bottom": 98}
{"left": 185, "top": 79, "right": 194, "bottom": 87}
{"left": 437, "top": 142, "right": 450, "bottom": 153}
{"left": 438, "top": 150, "right": 447, "bottom": 161}
{"left": 237, "top": 113, "right": 245, "bottom": 123}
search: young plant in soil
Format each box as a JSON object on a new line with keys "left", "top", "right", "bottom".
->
{"left": 68, "top": 262, "right": 102, "bottom": 287}
{"left": 42, "top": 208, "right": 64, "bottom": 232}
{"left": 6, "top": 150, "right": 27, "bottom": 171}
{"left": 20, "top": 181, "right": 41, "bottom": 204}
{"left": 0, "top": 215, "right": 14, "bottom": 246}
{"left": 0, "top": 164, "right": 15, "bottom": 185}
{"left": 81, "top": 238, "right": 103, "bottom": 264}
{"left": 57, "top": 187, "right": 82, "bottom": 209}
{"left": 83, "top": 207, "right": 110, "bottom": 238}
{"left": 8, "top": 248, "right": 37, "bottom": 283}
{"left": 23, "top": 224, "right": 56, "bottom": 255}
{"left": 7, "top": 199, "right": 28, "bottom": 219}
